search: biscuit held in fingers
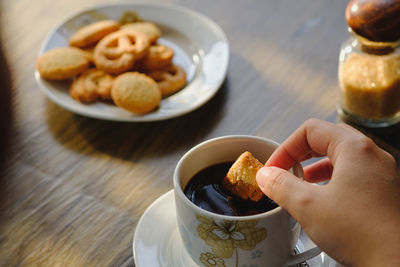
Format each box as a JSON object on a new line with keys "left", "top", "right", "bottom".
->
{"left": 36, "top": 47, "right": 89, "bottom": 80}
{"left": 147, "top": 64, "right": 186, "bottom": 97}
{"left": 68, "top": 20, "right": 120, "bottom": 48}
{"left": 222, "top": 151, "right": 265, "bottom": 202}
{"left": 94, "top": 30, "right": 150, "bottom": 74}
{"left": 111, "top": 72, "right": 161, "bottom": 114}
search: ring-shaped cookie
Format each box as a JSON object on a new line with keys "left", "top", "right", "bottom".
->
{"left": 120, "top": 22, "right": 161, "bottom": 44}
{"left": 147, "top": 64, "right": 186, "bottom": 97}
{"left": 70, "top": 68, "right": 114, "bottom": 102}
{"left": 140, "top": 44, "right": 174, "bottom": 70}
{"left": 94, "top": 30, "right": 150, "bottom": 74}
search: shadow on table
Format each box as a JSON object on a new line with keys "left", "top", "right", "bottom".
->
{"left": 44, "top": 78, "right": 229, "bottom": 161}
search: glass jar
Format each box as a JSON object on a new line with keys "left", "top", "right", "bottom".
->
{"left": 338, "top": 30, "right": 400, "bottom": 127}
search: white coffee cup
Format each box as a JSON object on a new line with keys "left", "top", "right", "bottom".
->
{"left": 173, "top": 135, "right": 321, "bottom": 267}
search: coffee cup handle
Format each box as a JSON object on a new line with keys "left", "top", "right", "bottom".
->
{"left": 283, "top": 246, "right": 322, "bottom": 266}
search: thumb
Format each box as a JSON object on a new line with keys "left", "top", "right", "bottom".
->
{"left": 256, "top": 166, "right": 318, "bottom": 221}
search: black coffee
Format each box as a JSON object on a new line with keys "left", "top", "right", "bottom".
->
{"left": 184, "top": 162, "right": 278, "bottom": 216}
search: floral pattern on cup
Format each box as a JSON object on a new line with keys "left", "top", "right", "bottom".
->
{"left": 196, "top": 214, "right": 267, "bottom": 266}
{"left": 200, "top": 252, "right": 226, "bottom": 267}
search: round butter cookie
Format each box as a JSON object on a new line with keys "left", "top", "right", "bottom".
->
{"left": 147, "top": 64, "right": 186, "bottom": 97}
{"left": 36, "top": 47, "right": 90, "bottom": 80}
{"left": 111, "top": 72, "right": 161, "bottom": 114}
{"left": 70, "top": 68, "right": 114, "bottom": 102}
{"left": 68, "top": 20, "right": 120, "bottom": 48}
{"left": 121, "top": 22, "right": 161, "bottom": 44}
{"left": 94, "top": 30, "right": 150, "bottom": 74}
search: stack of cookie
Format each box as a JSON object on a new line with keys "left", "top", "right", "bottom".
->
{"left": 36, "top": 19, "right": 187, "bottom": 114}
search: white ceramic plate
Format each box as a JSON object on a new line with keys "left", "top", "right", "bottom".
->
{"left": 35, "top": 3, "right": 229, "bottom": 122}
{"left": 132, "top": 190, "right": 343, "bottom": 267}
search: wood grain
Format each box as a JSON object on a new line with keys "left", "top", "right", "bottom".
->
{"left": 0, "top": 0, "right": 398, "bottom": 266}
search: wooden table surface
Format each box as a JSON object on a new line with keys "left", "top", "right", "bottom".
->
{"left": 1, "top": 0, "right": 399, "bottom": 266}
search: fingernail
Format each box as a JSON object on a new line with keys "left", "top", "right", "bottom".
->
{"left": 256, "top": 167, "right": 273, "bottom": 188}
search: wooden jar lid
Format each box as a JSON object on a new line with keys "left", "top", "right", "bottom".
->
{"left": 346, "top": 0, "right": 400, "bottom": 42}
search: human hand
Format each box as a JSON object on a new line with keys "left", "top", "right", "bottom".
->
{"left": 256, "top": 119, "right": 400, "bottom": 267}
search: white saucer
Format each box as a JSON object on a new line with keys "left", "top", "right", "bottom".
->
{"left": 133, "top": 190, "right": 342, "bottom": 267}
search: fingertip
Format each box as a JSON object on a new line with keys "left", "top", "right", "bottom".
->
{"left": 257, "top": 166, "right": 317, "bottom": 216}
{"left": 256, "top": 167, "right": 273, "bottom": 189}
